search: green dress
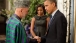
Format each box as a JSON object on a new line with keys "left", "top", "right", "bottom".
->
{"left": 6, "top": 14, "right": 26, "bottom": 43}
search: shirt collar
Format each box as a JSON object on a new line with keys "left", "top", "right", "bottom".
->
{"left": 51, "top": 9, "right": 58, "bottom": 17}
{"left": 14, "top": 14, "right": 21, "bottom": 21}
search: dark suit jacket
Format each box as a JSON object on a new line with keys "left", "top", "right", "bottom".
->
{"left": 45, "top": 10, "right": 67, "bottom": 43}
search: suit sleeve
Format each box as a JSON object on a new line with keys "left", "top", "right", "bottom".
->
{"left": 56, "top": 16, "right": 67, "bottom": 43}
{"left": 41, "top": 35, "right": 46, "bottom": 43}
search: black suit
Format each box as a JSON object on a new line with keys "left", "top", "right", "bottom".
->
{"left": 45, "top": 10, "right": 67, "bottom": 43}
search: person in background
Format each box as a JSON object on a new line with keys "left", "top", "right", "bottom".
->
{"left": 25, "top": 23, "right": 32, "bottom": 38}
{"left": 25, "top": 23, "right": 38, "bottom": 43}
{"left": 25, "top": 23, "right": 32, "bottom": 43}
{"left": 6, "top": 0, "right": 30, "bottom": 43}
{"left": 30, "top": 4, "right": 50, "bottom": 43}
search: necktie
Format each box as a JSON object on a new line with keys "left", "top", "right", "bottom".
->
{"left": 49, "top": 15, "right": 52, "bottom": 25}
{"left": 50, "top": 15, "right": 52, "bottom": 19}
{"left": 48, "top": 15, "right": 52, "bottom": 28}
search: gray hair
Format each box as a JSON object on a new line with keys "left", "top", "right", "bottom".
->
{"left": 14, "top": 0, "right": 30, "bottom": 8}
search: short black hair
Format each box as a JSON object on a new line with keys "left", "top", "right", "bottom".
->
{"left": 36, "top": 4, "right": 46, "bottom": 15}
{"left": 44, "top": 0, "right": 57, "bottom": 7}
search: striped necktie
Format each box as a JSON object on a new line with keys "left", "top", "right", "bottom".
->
{"left": 48, "top": 15, "right": 52, "bottom": 28}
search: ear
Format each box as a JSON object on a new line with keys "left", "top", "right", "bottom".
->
{"left": 52, "top": 2, "right": 55, "bottom": 7}
{"left": 20, "top": 8, "right": 23, "bottom": 12}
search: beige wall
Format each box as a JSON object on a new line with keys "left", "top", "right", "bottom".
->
{"left": 6, "top": 0, "right": 8, "bottom": 10}
{"left": 6, "top": 0, "right": 14, "bottom": 10}
{"left": 74, "top": 0, "right": 76, "bottom": 43}
{"left": 5, "top": 0, "right": 11, "bottom": 10}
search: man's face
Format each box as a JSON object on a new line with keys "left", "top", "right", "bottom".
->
{"left": 44, "top": 1, "right": 54, "bottom": 14}
{"left": 21, "top": 7, "right": 29, "bottom": 18}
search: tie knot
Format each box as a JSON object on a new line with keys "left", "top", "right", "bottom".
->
{"left": 50, "top": 15, "right": 52, "bottom": 18}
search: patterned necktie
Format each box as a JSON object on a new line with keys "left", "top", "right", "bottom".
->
{"left": 49, "top": 15, "right": 52, "bottom": 24}
{"left": 48, "top": 15, "right": 52, "bottom": 29}
{"left": 50, "top": 15, "right": 52, "bottom": 20}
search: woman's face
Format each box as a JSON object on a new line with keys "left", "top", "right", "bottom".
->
{"left": 37, "top": 7, "right": 44, "bottom": 15}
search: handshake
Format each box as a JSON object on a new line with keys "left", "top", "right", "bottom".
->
{"left": 34, "top": 36, "right": 41, "bottom": 43}
{"left": 29, "top": 36, "right": 46, "bottom": 43}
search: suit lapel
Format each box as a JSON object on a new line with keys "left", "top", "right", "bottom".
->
{"left": 50, "top": 10, "right": 60, "bottom": 25}
{"left": 47, "top": 10, "right": 59, "bottom": 32}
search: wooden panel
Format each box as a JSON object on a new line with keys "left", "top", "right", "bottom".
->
{"left": 74, "top": 0, "right": 76, "bottom": 43}
{"left": 0, "top": 0, "right": 7, "bottom": 35}
{"left": 0, "top": 0, "right": 5, "bottom": 10}
{"left": 0, "top": 15, "right": 6, "bottom": 35}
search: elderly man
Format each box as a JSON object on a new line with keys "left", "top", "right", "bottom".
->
{"left": 6, "top": 0, "right": 30, "bottom": 43}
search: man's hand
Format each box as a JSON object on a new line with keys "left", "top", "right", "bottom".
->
{"left": 34, "top": 36, "right": 41, "bottom": 43}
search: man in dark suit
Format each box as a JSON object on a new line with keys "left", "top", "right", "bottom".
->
{"left": 43, "top": 0, "right": 67, "bottom": 43}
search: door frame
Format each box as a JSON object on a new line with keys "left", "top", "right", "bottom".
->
{"left": 74, "top": 0, "right": 76, "bottom": 43}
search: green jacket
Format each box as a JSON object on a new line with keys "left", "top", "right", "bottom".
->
{"left": 6, "top": 14, "right": 26, "bottom": 43}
